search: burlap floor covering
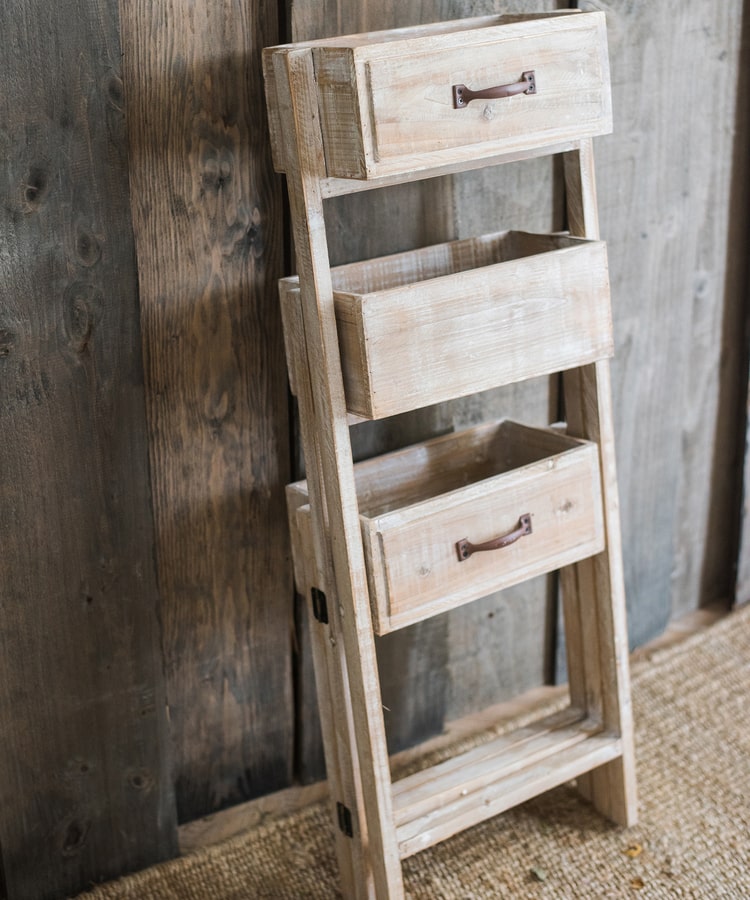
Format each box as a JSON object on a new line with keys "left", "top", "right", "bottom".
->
{"left": 79, "top": 604, "right": 750, "bottom": 899}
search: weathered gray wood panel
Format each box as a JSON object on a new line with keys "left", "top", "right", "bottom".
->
{"left": 0, "top": 1, "right": 178, "bottom": 896}
{"left": 582, "top": 0, "right": 747, "bottom": 638}
{"left": 119, "top": 0, "right": 294, "bottom": 820}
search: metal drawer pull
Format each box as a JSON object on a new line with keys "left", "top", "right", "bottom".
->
{"left": 456, "top": 514, "right": 532, "bottom": 562}
{"left": 453, "top": 70, "right": 536, "bottom": 108}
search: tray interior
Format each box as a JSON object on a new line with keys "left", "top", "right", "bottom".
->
{"left": 350, "top": 420, "right": 583, "bottom": 518}
{"left": 330, "top": 231, "right": 589, "bottom": 298}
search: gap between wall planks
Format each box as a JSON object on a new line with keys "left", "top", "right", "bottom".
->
{"left": 727, "top": 7, "right": 750, "bottom": 607}
{"left": 0, "top": 0, "right": 178, "bottom": 897}
{"left": 581, "top": 0, "right": 747, "bottom": 636}
{"left": 118, "top": 0, "right": 294, "bottom": 823}
{"left": 289, "top": 0, "right": 565, "bottom": 784}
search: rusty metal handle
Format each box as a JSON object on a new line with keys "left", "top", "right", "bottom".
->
{"left": 453, "top": 71, "right": 536, "bottom": 108}
{"left": 456, "top": 514, "right": 532, "bottom": 562}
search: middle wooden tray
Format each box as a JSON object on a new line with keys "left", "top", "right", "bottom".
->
{"left": 288, "top": 420, "right": 605, "bottom": 634}
{"left": 281, "top": 230, "right": 613, "bottom": 419}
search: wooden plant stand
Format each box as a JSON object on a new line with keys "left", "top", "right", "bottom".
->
{"left": 264, "top": 11, "right": 637, "bottom": 897}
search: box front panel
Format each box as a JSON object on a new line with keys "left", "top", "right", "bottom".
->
{"left": 376, "top": 443, "right": 604, "bottom": 631}
{"left": 357, "top": 240, "right": 614, "bottom": 420}
{"left": 363, "top": 16, "right": 610, "bottom": 176}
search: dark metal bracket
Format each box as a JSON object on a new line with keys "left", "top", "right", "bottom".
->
{"left": 336, "top": 801, "right": 354, "bottom": 838}
{"left": 311, "top": 587, "right": 328, "bottom": 624}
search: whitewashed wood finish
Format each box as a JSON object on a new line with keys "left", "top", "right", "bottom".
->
{"left": 280, "top": 263, "right": 362, "bottom": 897}
{"left": 291, "top": 421, "right": 604, "bottom": 633}
{"left": 285, "top": 231, "right": 612, "bottom": 418}
{"left": 558, "top": 142, "right": 638, "bottom": 826}
{"left": 361, "top": 18, "right": 610, "bottom": 178}
{"left": 395, "top": 726, "right": 622, "bottom": 858}
{"left": 263, "top": 12, "right": 576, "bottom": 175}
{"left": 320, "top": 138, "right": 578, "bottom": 198}
{"left": 273, "top": 49, "right": 403, "bottom": 897}
{"left": 265, "top": 12, "right": 611, "bottom": 179}
{"left": 267, "top": 14, "right": 636, "bottom": 894}
{"left": 391, "top": 706, "right": 585, "bottom": 822}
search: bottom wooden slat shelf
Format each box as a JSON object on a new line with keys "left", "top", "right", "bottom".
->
{"left": 392, "top": 708, "right": 623, "bottom": 859}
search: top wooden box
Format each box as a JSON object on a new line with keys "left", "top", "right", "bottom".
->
{"left": 264, "top": 11, "right": 612, "bottom": 180}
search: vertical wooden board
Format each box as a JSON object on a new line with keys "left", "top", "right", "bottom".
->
{"left": 0, "top": 1, "right": 178, "bottom": 897}
{"left": 581, "top": 0, "right": 746, "bottom": 638}
{"left": 119, "top": 0, "right": 293, "bottom": 821}
{"left": 293, "top": 593, "right": 327, "bottom": 783}
{"left": 444, "top": 576, "right": 555, "bottom": 720}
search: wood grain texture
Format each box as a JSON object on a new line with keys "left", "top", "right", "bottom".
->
{"left": 119, "top": 0, "right": 293, "bottom": 821}
{"left": 290, "top": 422, "right": 605, "bottom": 632}
{"left": 435, "top": 2, "right": 566, "bottom": 726}
{"left": 396, "top": 729, "right": 622, "bottom": 857}
{"left": 0, "top": 1, "right": 178, "bottom": 897}
{"left": 581, "top": 0, "right": 747, "bottom": 634}
{"left": 312, "top": 13, "right": 611, "bottom": 178}
{"left": 335, "top": 234, "right": 611, "bottom": 418}
{"left": 274, "top": 46, "right": 406, "bottom": 895}
{"left": 290, "top": 0, "right": 563, "bottom": 782}
{"left": 284, "top": 232, "right": 612, "bottom": 419}
{"left": 279, "top": 279, "right": 362, "bottom": 894}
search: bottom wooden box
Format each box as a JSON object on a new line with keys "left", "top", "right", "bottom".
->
{"left": 287, "top": 420, "right": 605, "bottom": 635}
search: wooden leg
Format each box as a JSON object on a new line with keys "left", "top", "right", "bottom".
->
{"left": 282, "top": 287, "right": 375, "bottom": 897}
{"left": 560, "top": 143, "right": 638, "bottom": 825}
{"left": 273, "top": 47, "right": 405, "bottom": 898}
{"left": 561, "top": 362, "right": 638, "bottom": 826}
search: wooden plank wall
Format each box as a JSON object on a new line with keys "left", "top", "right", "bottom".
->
{"left": 0, "top": 1, "right": 178, "bottom": 898}
{"left": 0, "top": 0, "right": 291, "bottom": 896}
{"left": 585, "top": 0, "right": 748, "bottom": 639}
{"left": 118, "top": 0, "right": 293, "bottom": 824}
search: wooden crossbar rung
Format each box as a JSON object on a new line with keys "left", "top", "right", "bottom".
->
{"left": 394, "top": 717, "right": 622, "bottom": 859}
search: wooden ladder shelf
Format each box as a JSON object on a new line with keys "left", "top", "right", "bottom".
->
{"left": 264, "top": 11, "right": 637, "bottom": 897}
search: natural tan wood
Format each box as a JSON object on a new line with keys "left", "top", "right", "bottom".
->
{"left": 396, "top": 731, "right": 622, "bottom": 858}
{"left": 289, "top": 0, "right": 570, "bottom": 780}
{"left": 391, "top": 706, "right": 585, "bottom": 822}
{"left": 180, "top": 606, "right": 726, "bottom": 856}
{"left": 266, "top": 12, "right": 611, "bottom": 179}
{"left": 267, "top": 13, "right": 635, "bottom": 895}
{"left": 286, "top": 0, "right": 464, "bottom": 788}
{"left": 559, "top": 142, "right": 637, "bottom": 826}
{"left": 284, "top": 232, "right": 613, "bottom": 419}
{"left": 320, "top": 139, "right": 578, "bottom": 197}
{"left": 273, "top": 47, "right": 404, "bottom": 897}
{"left": 290, "top": 421, "right": 605, "bottom": 633}
{"left": 266, "top": 11, "right": 577, "bottom": 175}
{"left": 280, "top": 186, "right": 375, "bottom": 899}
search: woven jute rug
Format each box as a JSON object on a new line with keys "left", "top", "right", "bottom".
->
{"left": 80, "top": 604, "right": 750, "bottom": 898}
